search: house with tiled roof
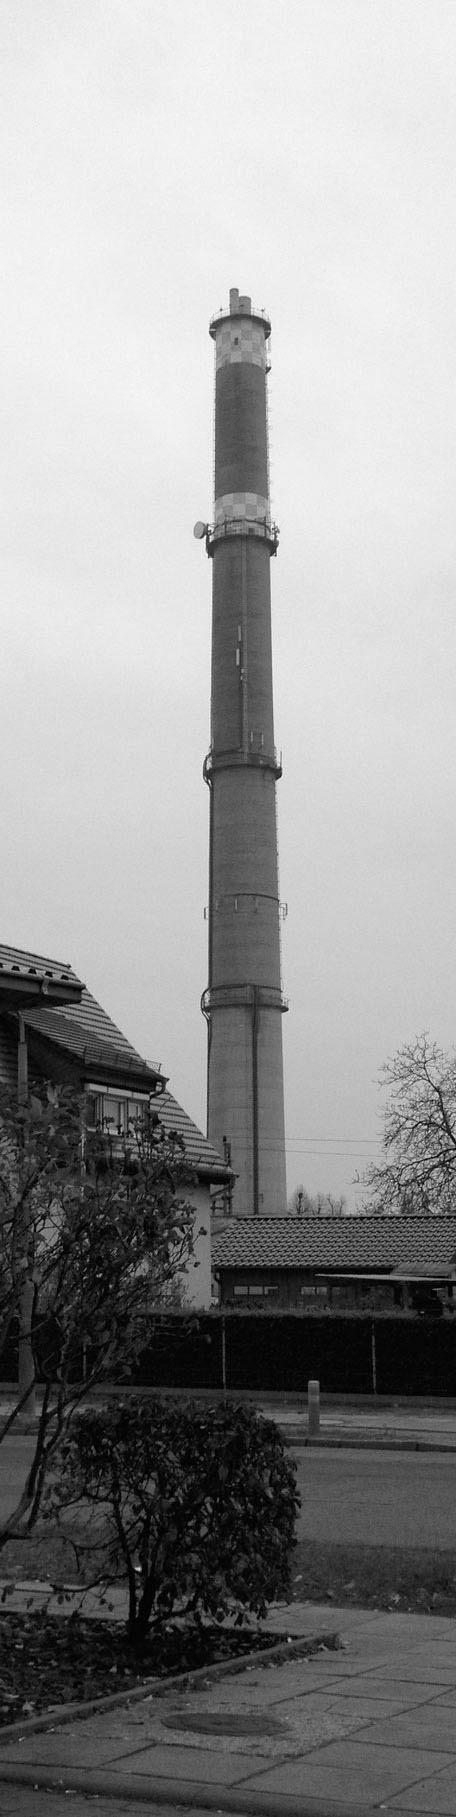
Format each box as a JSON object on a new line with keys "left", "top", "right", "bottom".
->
{"left": 0, "top": 943, "right": 232, "bottom": 1310}
{"left": 212, "top": 1216, "right": 456, "bottom": 1314}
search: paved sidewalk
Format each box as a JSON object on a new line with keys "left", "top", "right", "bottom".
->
{"left": 268, "top": 1402, "right": 456, "bottom": 1450}
{"left": 2, "top": 1601, "right": 456, "bottom": 1813}
{"left": 5, "top": 1392, "right": 456, "bottom": 1450}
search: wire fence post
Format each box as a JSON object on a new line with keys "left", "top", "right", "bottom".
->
{"left": 221, "top": 1314, "right": 227, "bottom": 1395}
{"left": 371, "top": 1322, "right": 377, "bottom": 1395}
{"left": 308, "top": 1378, "right": 320, "bottom": 1437}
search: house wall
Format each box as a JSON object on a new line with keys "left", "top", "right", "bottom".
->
{"left": 220, "top": 1267, "right": 321, "bottom": 1309}
{"left": 218, "top": 1268, "right": 407, "bottom": 1312}
{"left": 0, "top": 1013, "right": 213, "bottom": 1310}
{"left": 0, "top": 1021, "right": 17, "bottom": 1089}
{"left": 181, "top": 1182, "right": 212, "bottom": 1309}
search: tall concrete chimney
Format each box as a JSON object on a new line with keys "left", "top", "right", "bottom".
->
{"left": 198, "top": 290, "right": 287, "bottom": 1216}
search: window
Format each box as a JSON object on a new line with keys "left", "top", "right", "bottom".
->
{"left": 103, "top": 1096, "right": 125, "bottom": 1135}
{"left": 87, "top": 1092, "right": 148, "bottom": 1137}
{"left": 232, "top": 1281, "right": 279, "bottom": 1300}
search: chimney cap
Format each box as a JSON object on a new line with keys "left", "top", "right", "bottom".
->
{"left": 209, "top": 292, "right": 271, "bottom": 341}
{"left": 229, "top": 287, "right": 251, "bottom": 316}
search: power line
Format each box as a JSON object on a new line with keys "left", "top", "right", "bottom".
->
{"left": 284, "top": 1134, "right": 380, "bottom": 1146}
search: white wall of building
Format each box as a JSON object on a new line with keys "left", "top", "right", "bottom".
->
{"left": 181, "top": 1182, "right": 212, "bottom": 1309}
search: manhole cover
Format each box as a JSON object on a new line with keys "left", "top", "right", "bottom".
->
{"left": 162, "top": 1709, "right": 286, "bottom": 1737}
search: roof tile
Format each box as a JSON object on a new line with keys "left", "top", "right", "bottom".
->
{"left": 24, "top": 988, "right": 159, "bottom": 1088}
{"left": 0, "top": 945, "right": 230, "bottom": 1183}
{"left": 0, "top": 942, "right": 81, "bottom": 988}
{"left": 213, "top": 1216, "right": 456, "bottom": 1273}
{"left": 156, "top": 1090, "right": 233, "bottom": 1181}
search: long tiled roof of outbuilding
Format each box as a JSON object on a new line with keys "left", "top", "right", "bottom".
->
{"left": 212, "top": 1216, "right": 456, "bottom": 1275}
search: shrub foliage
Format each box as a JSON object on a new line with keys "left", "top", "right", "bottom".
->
{"left": 47, "top": 1396, "right": 299, "bottom": 1648}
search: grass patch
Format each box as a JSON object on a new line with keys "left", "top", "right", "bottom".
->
{"left": 0, "top": 1526, "right": 109, "bottom": 1587}
{"left": 292, "top": 1538, "right": 456, "bottom": 1614}
{"left": 4, "top": 1530, "right": 456, "bottom": 1621}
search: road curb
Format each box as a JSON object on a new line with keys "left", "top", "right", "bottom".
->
{"left": 5, "top": 1416, "right": 456, "bottom": 1452}
{"left": 0, "top": 1760, "right": 427, "bottom": 1817}
{"left": 284, "top": 1432, "right": 456, "bottom": 1452}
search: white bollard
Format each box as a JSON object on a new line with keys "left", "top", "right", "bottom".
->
{"left": 308, "top": 1378, "right": 320, "bottom": 1438}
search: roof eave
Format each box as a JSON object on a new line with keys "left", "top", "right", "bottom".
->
{"left": 196, "top": 1162, "right": 234, "bottom": 1183}
{"left": 23, "top": 1020, "right": 164, "bottom": 1095}
{"left": 0, "top": 977, "right": 83, "bottom": 1011}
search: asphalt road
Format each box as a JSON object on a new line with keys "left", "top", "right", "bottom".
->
{"left": 2, "top": 1436, "right": 456, "bottom": 1551}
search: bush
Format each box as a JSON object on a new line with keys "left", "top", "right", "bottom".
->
{"left": 46, "top": 1396, "right": 299, "bottom": 1649}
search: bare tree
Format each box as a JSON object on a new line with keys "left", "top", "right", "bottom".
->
{"left": 360, "top": 1034, "right": 456, "bottom": 1214}
{"left": 288, "top": 1185, "right": 346, "bottom": 1215}
{"left": 0, "top": 1081, "right": 198, "bottom": 1543}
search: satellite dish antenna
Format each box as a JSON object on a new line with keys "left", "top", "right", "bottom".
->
{"left": 193, "top": 520, "right": 207, "bottom": 540}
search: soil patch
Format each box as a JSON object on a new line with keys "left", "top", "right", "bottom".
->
{"left": 0, "top": 1611, "right": 285, "bottom": 1731}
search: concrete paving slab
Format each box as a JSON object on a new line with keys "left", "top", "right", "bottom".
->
{"left": 0, "top": 1724, "right": 161, "bottom": 1766}
{"left": 189, "top": 1659, "right": 354, "bottom": 1701}
{"left": 269, "top": 1650, "right": 396, "bottom": 1676}
{"left": 319, "top": 1675, "right": 455, "bottom": 1707}
{"left": 164, "top": 1680, "right": 423, "bottom": 1734}
{"left": 372, "top": 1661, "right": 456, "bottom": 1685}
{"left": 120, "top": 1742, "right": 269, "bottom": 1781}
{"left": 389, "top": 1761, "right": 456, "bottom": 1812}
{"left": 413, "top": 1656, "right": 456, "bottom": 1677}
{"left": 290, "top": 1688, "right": 430, "bottom": 1723}
{"left": 154, "top": 1659, "right": 406, "bottom": 1710}
{"left": 245, "top": 1738, "right": 456, "bottom": 1803}
{"left": 378, "top": 1654, "right": 456, "bottom": 1678}
{"left": 355, "top": 1705, "right": 456, "bottom": 1751}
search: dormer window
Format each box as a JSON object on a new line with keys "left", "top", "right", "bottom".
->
{"left": 86, "top": 1091, "right": 147, "bottom": 1136}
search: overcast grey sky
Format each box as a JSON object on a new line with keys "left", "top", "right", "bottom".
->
{"left": 2, "top": 0, "right": 456, "bottom": 1206}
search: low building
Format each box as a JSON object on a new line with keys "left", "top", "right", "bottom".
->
{"left": 0, "top": 942, "right": 232, "bottom": 1310}
{"left": 212, "top": 1215, "right": 456, "bottom": 1314}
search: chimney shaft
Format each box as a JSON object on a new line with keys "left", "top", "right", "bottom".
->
{"left": 202, "top": 290, "right": 288, "bottom": 1216}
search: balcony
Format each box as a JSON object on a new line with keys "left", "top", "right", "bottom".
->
{"left": 205, "top": 516, "right": 279, "bottom": 557}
